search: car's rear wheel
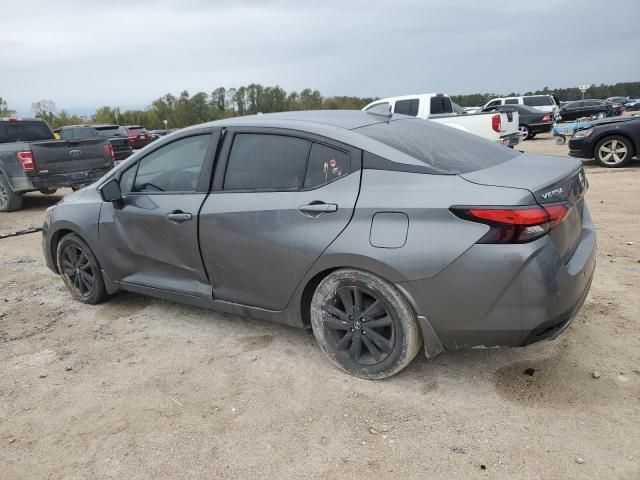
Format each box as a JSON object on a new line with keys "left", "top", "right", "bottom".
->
{"left": 56, "top": 233, "right": 107, "bottom": 304}
{"left": 310, "top": 269, "right": 422, "bottom": 379}
{"left": 594, "top": 135, "right": 633, "bottom": 168}
{"left": 0, "top": 175, "right": 23, "bottom": 212}
{"left": 518, "top": 125, "right": 531, "bottom": 140}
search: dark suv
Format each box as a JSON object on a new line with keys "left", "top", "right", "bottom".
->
{"left": 57, "top": 125, "right": 133, "bottom": 162}
{"left": 123, "top": 125, "right": 153, "bottom": 149}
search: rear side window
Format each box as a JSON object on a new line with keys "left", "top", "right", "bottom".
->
{"left": 96, "top": 126, "right": 126, "bottom": 138}
{"left": 355, "top": 119, "right": 519, "bottom": 174}
{"left": 0, "top": 121, "right": 53, "bottom": 143}
{"left": 523, "top": 96, "right": 553, "bottom": 106}
{"left": 224, "top": 134, "right": 310, "bottom": 191}
{"left": 394, "top": 99, "right": 419, "bottom": 116}
{"left": 504, "top": 98, "right": 519, "bottom": 105}
{"left": 430, "top": 96, "right": 453, "bottom": 114}
{"left": 304, "top": 143, "right": 350, "bottom": 189}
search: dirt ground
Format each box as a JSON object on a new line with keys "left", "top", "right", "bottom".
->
{"left": 1, "top": 133, "right": 639, "bottom": 479}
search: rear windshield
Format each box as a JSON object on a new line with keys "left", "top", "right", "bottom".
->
{"left": 0, "top": 121, "right": 54, "bottom": 143}
{"left": 127, "top": 126, "right": 145, "bottom": 132}
{"left": 523, "top": 96, "right": 553, "bottom": 106}
{"left": 96, "top": 126, "right": 126, "bottom": 137}
{"left": 355, "top": 118, "right": 519, "bottom": 174}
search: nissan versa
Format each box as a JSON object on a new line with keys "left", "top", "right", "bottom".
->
{"left": 42, "top": 111, "right": 597, "bottom": 379}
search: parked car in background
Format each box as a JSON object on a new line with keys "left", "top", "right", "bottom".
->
{"left": 123, "top": 125, "right": 153, "bottom": 149}
{"left": 57, "top": 125, "right": 133, "bottom": 163}
{"left": 482, "top": 104, "right": 553, "bottom": 140}
{"left": 482, "top": 95, "right": 559, "bottom": 115}
{"left": 42, "top": 110, "right": 596, "bottom": 379}
{"left": 149, "top": 129, "right": 168, "bottom": 140}
{"left": 624, "top": 99, "right": 640, "bottom": 111}
{"left": 364, "top": 93, "right": 520, "bottom": 147}
{"left": 558, "top": 100, "right": 625, "bottom": 122}
{"left": 606, "top": 96, "right": 631, "bottom": 105}
{"left": 0, "top": 117, "right": 114, "bottom": 211}
{"left": 569, "top": 116, "right": 640, "bottom": 168}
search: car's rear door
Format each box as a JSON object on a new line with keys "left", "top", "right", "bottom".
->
{"left": 99, "top": 129, "right": 219, "bottom": 296}
{"left": 199, "top": 128, "right": 361, "bottom": 310}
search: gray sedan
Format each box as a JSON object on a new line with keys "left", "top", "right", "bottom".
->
{"left": 42, "top": 111, "right": 596, "bottom": 379}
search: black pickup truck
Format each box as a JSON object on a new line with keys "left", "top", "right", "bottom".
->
{"left": 55, "top": 124, "right": 133, "bottom": 163}
{"left": 0, "top": 117, "right": 114, "bottom": 212}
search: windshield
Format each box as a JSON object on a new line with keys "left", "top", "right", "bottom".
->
{"left": 523, "top": 96, "right": 554, "bottom": 106}
{"left": 127, "top": 126, "right": 146, "bottom": 132}
{"left": 355, "top": 118, "right": 519, "bottom": 174}
{"left": 96, "top": 126, "right": 126, "bottom": 137}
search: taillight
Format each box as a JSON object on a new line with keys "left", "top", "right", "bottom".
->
{"left": 491, "top": 114, "right": 501, "bottom": 133}
{"left": 104, "top": 144, "right": 115, "bottom": 162}
{"left": 17, "top": 150, "right": 35, "bottom": 171}
{"left": 541, "top": 114, "right": 551, "bottom": 122}
{"left": 450, "top": 204, "right": 570, "bottom": 244}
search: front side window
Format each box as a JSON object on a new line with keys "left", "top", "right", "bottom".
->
{"left": 485, "top": 100, "right": 501, "bottom": 109}
{"left": 224, "top": 134, "right": 310, "bottom": 191}
{"left": 394, "top": 99, "right": 419, "bottom": 116}
{"left": 304, "top": 143, "right": 350, "bottom": 189}
{"left": 130, "top": 135, "right": 210, "bottom": 193}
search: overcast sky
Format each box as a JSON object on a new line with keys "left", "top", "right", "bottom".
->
{"left": 2, "top": 0, "right": 639, "bottom": 115}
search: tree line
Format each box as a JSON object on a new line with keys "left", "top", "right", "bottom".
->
{"left": 2, "top": 81, "right": 640, "bottom": 130}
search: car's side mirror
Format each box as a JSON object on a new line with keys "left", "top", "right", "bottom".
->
{"left": 100, "top": 178, "right": 122, "bottom": 203}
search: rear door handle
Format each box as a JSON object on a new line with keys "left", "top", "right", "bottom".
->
{"left": 166, "top": 211, "right": 192, "bottom": 223}
{"left": 298, "top": 202, "right": 338, "bottom": 217}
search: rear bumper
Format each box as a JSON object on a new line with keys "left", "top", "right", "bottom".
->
{"left": 113, "top": 149, "right": 133, "bottom": 161}
{"left": 11, "top": 167, "right": 112, "bottom": 192}
{"left": 499, "top": 133, "right": 521, "bottom": 147}
{"left": 397, "top": 207, "right": 597, "bottom": 350}
{"left": 529, "top": 123, "right": 553, "bottom": 134}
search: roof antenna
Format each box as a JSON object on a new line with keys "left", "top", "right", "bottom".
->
{"left": 365, "top": 103, "right": 393, "bottom": 120}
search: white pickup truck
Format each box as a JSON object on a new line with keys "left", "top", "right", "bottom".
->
{"left": 363, "top": 93, "right": 520, "bottom": 147}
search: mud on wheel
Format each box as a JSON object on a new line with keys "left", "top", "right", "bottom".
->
{"left": 310, "top": 269, "right": 422, "bottom": 379}
{"left": 56, "top": 233, "right": 107, "bottom": 304}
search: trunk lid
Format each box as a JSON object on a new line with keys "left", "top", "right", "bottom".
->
{"left": 29, "top": 139, "right": 112, "bottom": 174}
{"left": 460, "top": 153, "right": 587, "bottom": 261}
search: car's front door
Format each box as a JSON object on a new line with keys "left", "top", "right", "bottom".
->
{"left": 99, "top": 130, "right": 219, "bottom": 296}
{"left": 199, "top": 129, "right": 361, "bottom": 310}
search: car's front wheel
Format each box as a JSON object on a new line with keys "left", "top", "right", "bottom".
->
{"left": 594, "top": 135, "right": 634, "bottom": 168}
{"left": 56, "top": 233, "right": 108, "bottom": 304}
{"left": 310, "top": 269, "right": 422, "bottom": 379}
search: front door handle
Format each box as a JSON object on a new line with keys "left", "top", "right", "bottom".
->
{"left": 298, "top": 202, "right": 338, "bottom": 217}
{"left": 166, "top": 211, "right": 192, "bottom": 223}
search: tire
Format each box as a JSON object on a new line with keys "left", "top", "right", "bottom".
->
{"left": 518, "top": 125, "right": 530, "bottom": 140}
{"left": 0, "top": 175, "right": 23, "bottom": 212}
{"left": 310, "top": 269, "right": 422, "bottom": 379}
{"left": 594, "top": 135, "right": 634, "bottom": 168}
{"left": 56, "top": 233, "right": 107, "bottom": 304}
{"left": 529, "top": 133, "right": 537, "bottom": 139}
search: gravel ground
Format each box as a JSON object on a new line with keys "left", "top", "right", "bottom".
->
{"left": 1, "top": 134, "right": 639, "bottom": 479}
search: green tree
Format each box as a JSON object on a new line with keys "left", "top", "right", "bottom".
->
{"left": 0, "top": 96, "right": 14, "bottom": 116}
{"left": 31, "top": 99, "right": 58, "bottom": 125}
